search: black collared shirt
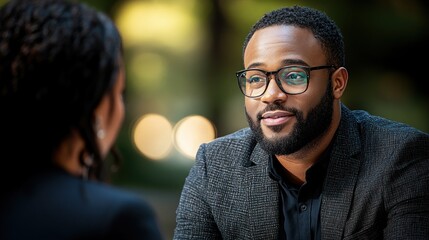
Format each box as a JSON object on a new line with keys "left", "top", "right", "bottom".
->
{"left": 268, "top": 149, "right": 330, "bottom": 240}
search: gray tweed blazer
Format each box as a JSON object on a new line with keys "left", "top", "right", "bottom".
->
{"left": 174, "top": 104, "right": 429, "bottom": 240}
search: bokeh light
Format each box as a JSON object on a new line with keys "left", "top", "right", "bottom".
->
{"left": 132, "top": 114, "right": 173, "bottom": 160}
{"left": 132, "top": 114, "right": 216, "bottom": 161}
{"left": 173, "top": 115, "right": 216, "bottom": 159}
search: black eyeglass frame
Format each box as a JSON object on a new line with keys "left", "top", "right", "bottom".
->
{"left": 236, "top": 65, "right": 336, "bottom": 98}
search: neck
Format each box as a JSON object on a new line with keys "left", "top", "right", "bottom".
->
{"left": 52, "top": 130, "right": 87, "bottom": 177}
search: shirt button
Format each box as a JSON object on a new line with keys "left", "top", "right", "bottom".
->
{"left": 300, "top": 204, "right": 308, "bottom": 212}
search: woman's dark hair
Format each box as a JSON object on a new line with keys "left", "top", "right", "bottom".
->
{"left": 0, "top": 0, "right": 123, "bottom": 188}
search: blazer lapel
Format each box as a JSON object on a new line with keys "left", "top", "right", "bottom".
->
{"left": 321, "top": 105, "right": 362, "bottom": 240}
{"left": 247, "top": 144, "right": 280, "bottom": 239}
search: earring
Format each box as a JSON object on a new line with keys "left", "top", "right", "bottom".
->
{"left": 81, "top": 154, "right": 94, "bottom": 180}
{"left": 94, "top": 116, "right": 105, "bottom": 139}
{"left": 97, "top": 128, "right": 105, "bottom": 139}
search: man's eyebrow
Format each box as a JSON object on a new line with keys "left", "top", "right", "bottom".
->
{"left": 246, "top": 59, "right": 309, "bottom": 70}
{"left": 281, "top": 59, "right": 309, "bottom": 66}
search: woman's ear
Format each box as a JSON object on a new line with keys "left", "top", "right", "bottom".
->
{"left": 332, "top": 67, "right": 348, "bottom": 99}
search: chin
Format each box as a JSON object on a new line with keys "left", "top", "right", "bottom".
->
{"left": 262, "top": 124, "right": 289, "bottom": 139}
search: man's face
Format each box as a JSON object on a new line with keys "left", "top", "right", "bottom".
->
{"left": 243, "top": 25, "right": 334, "bottom": 155}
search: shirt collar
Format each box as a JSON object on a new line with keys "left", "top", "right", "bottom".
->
{"left": 268, "top": 144, "right": 333, "bottom": 186}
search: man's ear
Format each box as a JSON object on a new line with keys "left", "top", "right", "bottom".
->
{"left": 332, "top": 67, "right": 348, "bottom": 99}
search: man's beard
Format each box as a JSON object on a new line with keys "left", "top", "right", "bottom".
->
{"left": 246, "top": 82, "right": 334, "bottom": 155}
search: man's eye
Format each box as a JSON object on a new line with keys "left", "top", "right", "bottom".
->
{"left": 283, "top": 72, "right": 307, "bottom": 85}
{"left": 248, "top": 75, "right": 265, "bottom": 84}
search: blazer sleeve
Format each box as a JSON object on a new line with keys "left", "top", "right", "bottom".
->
{"left": 382, "top": 131, "right": 429, "bottom": 239}
{"left": 174, "top": 143, "right": 222, "bottom": 240}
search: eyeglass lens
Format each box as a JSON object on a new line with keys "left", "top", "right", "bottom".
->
{"left": 239, "top": 67, "right": 308, "bottom": 97}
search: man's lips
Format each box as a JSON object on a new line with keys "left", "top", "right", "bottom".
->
{"left": 260, "top": 111, "right": 294, "bottom": 126}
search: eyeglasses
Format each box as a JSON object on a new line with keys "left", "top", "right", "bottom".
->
{"left": 236, "top": 65, "right": 335, "bottom": 98}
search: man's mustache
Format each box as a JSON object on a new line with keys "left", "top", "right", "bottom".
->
{"left": 256, "top": 104, "right": 298, "bottom": 121}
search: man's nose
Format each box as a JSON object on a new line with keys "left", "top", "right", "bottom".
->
{"left": 260, "top": 76, "right": 287, "bottom": 103}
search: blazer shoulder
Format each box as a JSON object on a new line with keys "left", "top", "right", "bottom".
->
{"left": 198, "top": 128, "right": 260, "bottom": 167}
{"left": 216, "top": 127, "right": 254, "bottom": 140}
{"left": 206, "top": 128, "right": 257, "bottom": 153}
{"left": 342, "top": 105, "right": 429, "bottom": 149}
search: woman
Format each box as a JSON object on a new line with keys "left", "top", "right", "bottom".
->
{"left": 0, "top": 0, "right": 164, "bottom": 239}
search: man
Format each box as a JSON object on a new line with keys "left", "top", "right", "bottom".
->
{"left": 174, "top": 5, "right": 429, "bottom": 240}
